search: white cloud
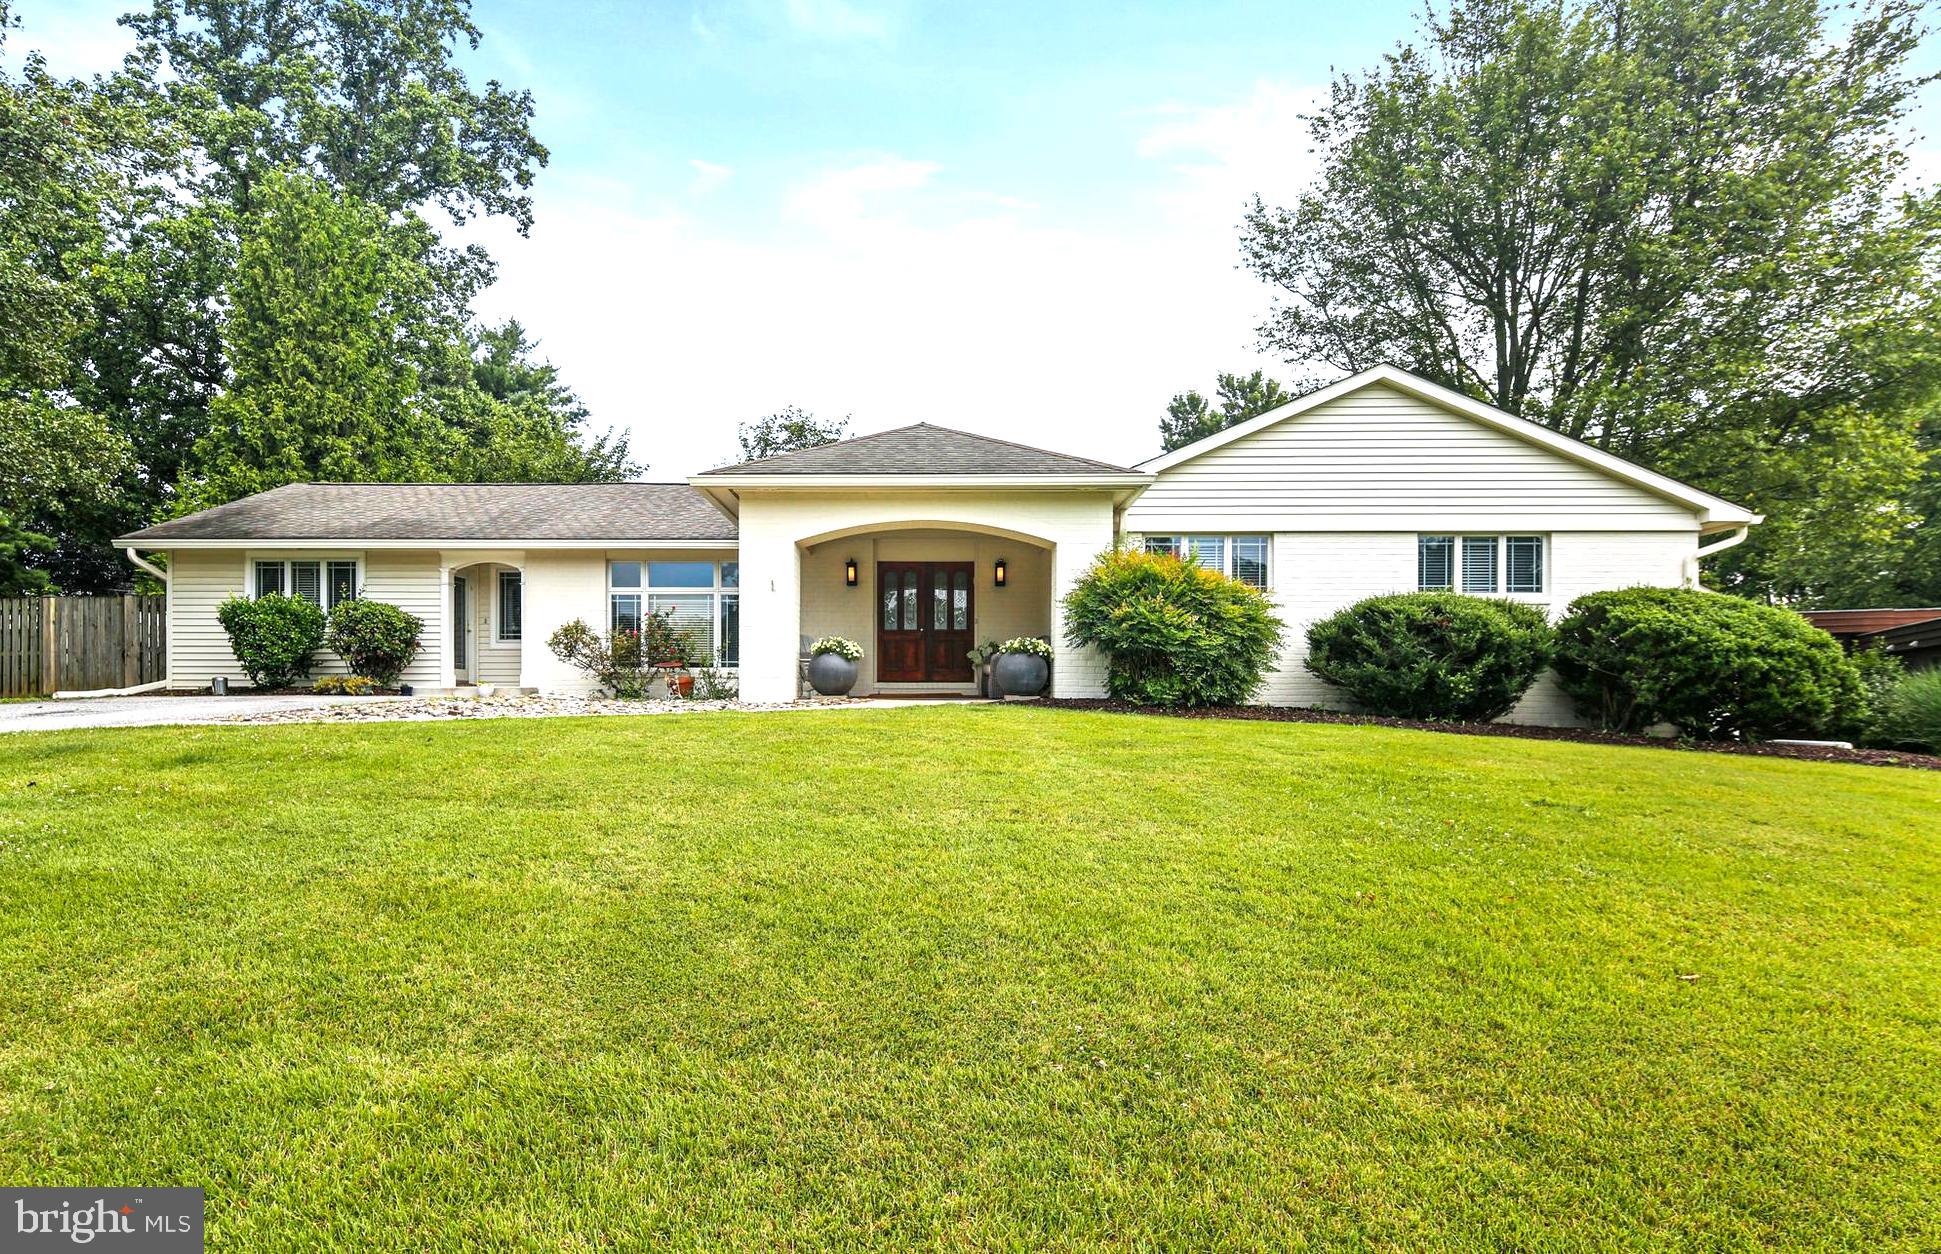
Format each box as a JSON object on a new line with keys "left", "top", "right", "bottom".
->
{"left": 1138, "top": 80, "right": 1328, "bottom": 227}
{"left": 462, "top": 82, "right": 1324, "bottom": 477}
{"left": 781, "top": 0, "right": 888, "bottom": 41}
{"left": 689, "top": 159, "right": 734, "bottom": 196}
{"left": 0, "top": 0, "right": 136, "bottom": 78}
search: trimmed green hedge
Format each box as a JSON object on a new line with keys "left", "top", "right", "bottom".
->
{"left": 1062, "top": 548, "right": 1284, "bottom": 707}
{"left": 216, "top": 593, "right": 326, "bottom": 689}
{"left": 325, "top": 598, "right": 423, "bottom": 686}
{"left": 1304, "top": 593, "right": 1553, "bottom": 721}
{"left": 1552, "top": 587, "right": 1862, "bottom": 738}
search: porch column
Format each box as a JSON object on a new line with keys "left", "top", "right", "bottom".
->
{"left": 737, "top": 508, "right": 802, "bottom": 703}
{"left": 435, "top": 559, "right": 456, "bottom": 690}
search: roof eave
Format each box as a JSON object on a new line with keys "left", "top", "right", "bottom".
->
{"left": 117, "top": 536, "right": 740, "bottom": 550}
{"left": 686, "top": 472, "right": 1153, "bottom": 490}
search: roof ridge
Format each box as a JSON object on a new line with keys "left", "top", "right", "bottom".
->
{"left": 698, "top": 420, "right": 1138, "bottom": 475}
{"left": 702, "top": 423, "right": 930, "bottom": 473}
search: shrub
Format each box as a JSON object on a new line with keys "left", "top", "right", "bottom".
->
{"left": 1552, "top": 587, "right": 1863, "bottom": 739}
{"left": 548, "top": 618, "right": 650, "bottom": 698}
{"left": 1062, "top": 548, "right": 1284, "bottom": 707}
{"left": 313, "top": 674, "right": 380, "bottom": 695}
{"left": 810, "top": 636, "right": 863, "bottom": 660}
{"left": 217, "top": 593, "right": 326, "bottom": 689}
{"left": 1841, "top": 645, "right": 1906, "bottom": 744}
{"left": 1870, "top": 667, "right": 1941, "bottom": 752}
{"left": 1303, "top": 593, "right": 1553, "bottom": 721}
{"left": 325, "top": 598, "right": 422, "bottom": 686}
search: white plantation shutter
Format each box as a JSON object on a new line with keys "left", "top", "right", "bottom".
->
{"left": 649, "top": 593, "right": 715, "bottom": 665}
{"left": 254, "top": 561, "right": 285, "bottom": 597}
{"left": 1186, "top": 535, "right": 1226, "bottom": 572}
{"left": 1461, "top": 537, "right": 1498, "bottom": 593}
{"left": 290, "top": 561, "right": 322, "bottom": 605}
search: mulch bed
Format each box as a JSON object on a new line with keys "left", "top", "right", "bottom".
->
{"left": 1033, "top": 699, "right": 1941, "bottom": 772}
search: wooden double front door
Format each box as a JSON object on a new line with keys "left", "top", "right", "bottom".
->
{"left": 877, "top": 562, "right": 975, "bottom": 684}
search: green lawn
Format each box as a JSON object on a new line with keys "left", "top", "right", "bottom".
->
{"left": 1, "top": 707, "right": 1936, "bottom": 1248}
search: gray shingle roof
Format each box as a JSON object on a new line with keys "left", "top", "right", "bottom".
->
{"left": 118, "top": 483, "right": 739, "bottom": 544}
{"left": 698, "top": 422, "right": 1140, "bottom": 476}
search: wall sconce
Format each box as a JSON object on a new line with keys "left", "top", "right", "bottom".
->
{"left": 844, "top": 557, "right": 858, "bottom": 587}
{"left": 994, "top": 558, "right": 1008, "bottom": 588}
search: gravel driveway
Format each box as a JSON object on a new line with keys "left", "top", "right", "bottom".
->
{"left": 0, "top": 693, "right": 411, "bottom": 733}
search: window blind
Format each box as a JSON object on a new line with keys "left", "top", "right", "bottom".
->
{"left": 1506, "top": 536, "right": 1544, "bottom": 593}
{"left": 1418, "top": 536, "right": 1454, "bottom": 589}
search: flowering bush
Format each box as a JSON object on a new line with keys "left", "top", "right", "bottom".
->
{"left": 1000, "top": 636, "right": 1052, "bottom": 657}
{"left": 810, "top": 636, "right": 863, "bottom": 661}
{"left": 312, "top": 674, "right": 380, "bottom": 695}
{"left": 548, "top": 613, "right": 694, "bottom": 698}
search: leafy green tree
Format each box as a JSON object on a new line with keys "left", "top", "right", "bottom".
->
{"left": 736, "top": 406, "right": 850, "bottom": 462}
{"left": 1241, "top": 0, "right": 1941, "bottom": 605}
{"left": 1160, "top": 370, "right": 1292, "bottom": 452}
{"left": 0, "top": 12, "right": 135, "bottom": 592}
{"left": 436, "top": 321, "right": 640, "bottom": 482}
{"left": 179, "top": 172, "right": 441, "bottom": 507}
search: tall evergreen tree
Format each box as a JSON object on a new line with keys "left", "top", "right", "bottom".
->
{"left": 1160, "top": 371, "right": 1293, "bottom": 452}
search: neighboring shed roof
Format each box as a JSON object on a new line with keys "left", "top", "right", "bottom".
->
{"left": 117, "top": 482, "right": 739, "bottom": 545}
{"left": 1861, "top": 616, "right": 1941, "bottom": 666}
{"left": 1798, "top": 608, "right": 1941, "bottom": 638}
{"left": 697, "top": 422, "right": 1140, "bottom": 477}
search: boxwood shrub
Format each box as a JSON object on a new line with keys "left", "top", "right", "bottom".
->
{"left": 1062, "top": 548, "right": 1283, "bottom": 707}
{"left": 216, "top": 593, "right": 326, "bottom": 689}
{"left": 325, "top": 598, "right": 424, "bottom": 686}
{"left": 1303, "top": 592, "right": 1553, "bottom": 721}
{"left": 1552, "top": 587, "right": 1862, "bottom": 739}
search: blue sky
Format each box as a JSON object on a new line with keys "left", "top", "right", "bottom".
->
{"left": 10, "top": 1, "right": 1939, "bottom": 475}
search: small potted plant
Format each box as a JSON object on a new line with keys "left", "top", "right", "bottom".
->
{"left": 966, "top": 639, "right": 1002, "bottom": 696}
{"left": 993, "top": 636, "right": 1052, "bottom": 697}
{"left": 808, "top": 636, "right": 863, "bottom": 696}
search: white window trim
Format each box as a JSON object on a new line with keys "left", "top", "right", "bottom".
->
{"left": 494, "top": 569, "right": 523, "bottom": 645}
{"left": 1139, "top": 534, "right": 1272, "bottom": 589}
{"left": 606, "top": 559, "right": 742, "bottom": 668}
{"left": 247, "top": 552, "right": 363, "bottom": 608}
{"left": 1418, "top": 534, "right": 1548, "bottom": 599}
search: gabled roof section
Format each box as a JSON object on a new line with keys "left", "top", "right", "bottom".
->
{"left": 118, "top": 482, "right": 739, "bottom": 545}
{"left": 697, "top": 422, "right": 1142, "bottom": 478}
{"left": 1137, "top": 364, "right": 1759, "bottom": 527}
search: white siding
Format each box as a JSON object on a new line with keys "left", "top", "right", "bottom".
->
{"left": 453, "top": 561, "right": 522, "bottom": 686}
{"left": 1126, "top": 383, "right": 1696, "bottom": 533}
{"left": 1231, "top": 531, "right": 1696, "bottom": 724}
{"left": 516, "top": 548, "right": 739, "bottom": 695}
{"left": 164, "top": 548, "right": 443, "bottom": 689}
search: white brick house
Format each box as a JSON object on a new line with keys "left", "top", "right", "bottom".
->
{"left": 118, "top": 365, "right": 1759, "bottom": 721}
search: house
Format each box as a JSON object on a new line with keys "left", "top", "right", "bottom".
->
{"left": 1799, "top": 608, "right": 1941, "bottom": 671}
{"left": 117, "top": 365, "right": 1760, "bottom": 720}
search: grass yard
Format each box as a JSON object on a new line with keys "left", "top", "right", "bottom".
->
{"left": 0, "top": 706, "right": 1936, "bottom": 1248}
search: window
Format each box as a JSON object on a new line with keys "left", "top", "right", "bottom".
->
{"left": 608, "top": 560, "right": 739, "bottom": 666}
{"left": 1140, "top": 535, "right": 1271, "bottom": 588}
{"left": 1419, "top": 535, "right": 1545, "bottom": 595}
{"left": 1506, "top": 536, "right": 1544, "bottom": 593}
{"left": 254, "top": 558, "right": 335, "bottom": 606}
{"left": 326, "top": 560, "right": 358, "bottom": 610}
{"left": 497, "top": 571, "right": 523, "bottom": 642}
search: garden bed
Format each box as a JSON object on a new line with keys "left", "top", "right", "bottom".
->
{"left": 1035, "top": 698, "right": 1941, "bottom": 771}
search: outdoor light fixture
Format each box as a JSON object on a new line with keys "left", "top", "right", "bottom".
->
{"left": 845, "top": 557, "right": 858, "bottom": 587}
{"left": 994, "top": 558, "right": 1008, "bottom": 588}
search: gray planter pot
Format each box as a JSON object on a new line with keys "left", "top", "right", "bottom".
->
{"left": 808, "top": 652, "right": 860, "bottom": 696}
{"left": 992, "top": 651, "right": 1048, "bottom": 697}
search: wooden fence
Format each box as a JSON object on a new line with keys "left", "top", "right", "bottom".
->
{"left": 0, "top": 596, "right": 166, "bottom": 697}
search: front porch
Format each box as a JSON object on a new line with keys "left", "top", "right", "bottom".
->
{"left": 798, "top": 527, "right": 1054, "bottom": 697}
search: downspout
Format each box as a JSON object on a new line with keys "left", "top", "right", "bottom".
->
{"left": 124, "top": 547, "right": 169, "bottom": 587}
{"left": 1686, "top": 526, "right": 1750, "bottom": 588}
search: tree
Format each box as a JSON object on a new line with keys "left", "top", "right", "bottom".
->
{"left": 1241, "top": 0, "right": 1941, "bottom": 605}
{"left": 736, "top": 406, "right": 850, "bottom": 462}
{"left": 179, "top": 172, "right": 440, "bottom": 508}
{"left": 0, "top": 12, "right": 135, "bottom": 592}
{"left": 435, "top": 321, "right": 640, "bottom": 482}
{"left": 1160, "top": 370, "right": 1293, "bottom": 452}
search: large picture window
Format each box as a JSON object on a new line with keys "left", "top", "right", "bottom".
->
{"left": 609, "top": 560, "right": 739, "bottom": 666}
{"left": 1419, "top": 535, "right": 1545, "bottom": 595}
{"left": 1141, "top": 535, "right": 1271, "bottom": 588}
